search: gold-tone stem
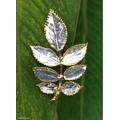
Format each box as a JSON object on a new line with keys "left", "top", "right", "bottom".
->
{"left": 51, "top": 52, "right": 63, "bottom": 101}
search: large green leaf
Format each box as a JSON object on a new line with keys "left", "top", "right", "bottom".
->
{"left": 58, "top": 0, "right": 103, "bottom": 120}
{"left": 16, "top": 0, "right": 102, "bottom": 120}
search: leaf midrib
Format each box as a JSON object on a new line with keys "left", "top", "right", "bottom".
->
{"left": 72, "top": 0, "right": 82, "bottom": 45}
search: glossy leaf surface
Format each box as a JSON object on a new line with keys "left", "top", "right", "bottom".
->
{"left": 44, "top": 9, "right": 67, "bottom": 51}
{"left": 30, "top": 46, "right": 60, "bottom": 67}
{"left": 37, "top": 82, "right": 57, "bottom": 94}
{"left": 61, "top": 81, "right": 82, "bottom": 96}
{"left": 62, "top": 44, "right": 88, "bottom": 66}
{"left": 33, "top": 67, "right": 59, "bottom": 82}
{"left": 64, "top": 65, "right": 87, "bottom": 80}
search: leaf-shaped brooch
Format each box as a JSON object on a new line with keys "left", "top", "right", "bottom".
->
{"left": 30, "top": 9, "right": 88, "bottom": 101}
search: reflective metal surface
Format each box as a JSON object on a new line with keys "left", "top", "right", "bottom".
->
{"left": 30, "top": 9, "right": 88, "bottom": 99}
{"left": 62, "top": 43, "right": 88, "bottom": 66}
{"left": 64, "top": 65, "right": 87, "bottom": 80}
{"left": 44, "top": 9, "right": 67, "bottom": 51}
{"left": 30, "top": 46, "right": 60, "bottom": 67}
{"left": 33, "top": 67, "right": 59, "bottom": 82}
{"left": 61, "top": 81, "right": 81, "bottom": 96}
{"left": 37, "top": 82, "right": 57, "bottom": 94}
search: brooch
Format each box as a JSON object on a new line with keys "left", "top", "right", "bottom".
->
{"left": 30, "top": 9, "right": 88, "bottom": 101}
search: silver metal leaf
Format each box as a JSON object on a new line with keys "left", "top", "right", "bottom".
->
{"left": 61, "top": 81, "right": 82, "bottom": 96}
{"left": 30, "top": 46, "right": 60, "bottom": 67}
{"left": 63, "top": 65, "right": 87, "bottom": 80}
{"left": 37, "top": 82, "right": 57, "bottom": 94}
{"left": 61, "top": 43, "right": 88, "bottom": 66}
{"left": 44, "top": 9, "right": 67, "bottom": 51}
{"left": 33, "top": 67, "right": 59, "bottom": 82}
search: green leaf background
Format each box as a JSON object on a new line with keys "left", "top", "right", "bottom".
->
{"left": 16, "top": 0, "right": 102, "bottom": 120}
